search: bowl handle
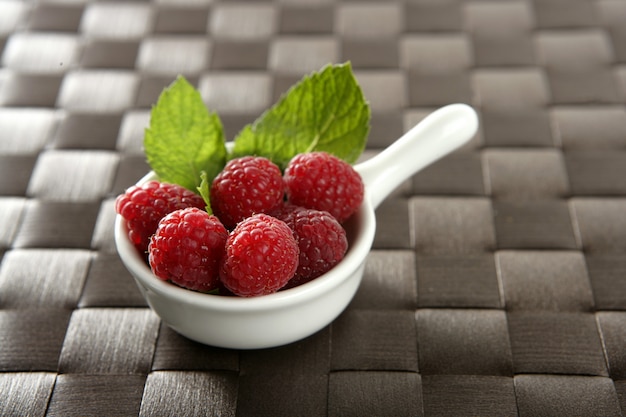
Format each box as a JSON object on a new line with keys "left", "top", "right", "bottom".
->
{"left": 355, "top": 103, "right": 479, "bottom": 210}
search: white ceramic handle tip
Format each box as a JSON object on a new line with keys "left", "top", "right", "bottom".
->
{"left": 355, "top": 103, "right": 479, "bottom": 209}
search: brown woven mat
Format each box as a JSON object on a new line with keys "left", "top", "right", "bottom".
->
{"left": 1, "top": 0, "right": 626, "bottom": 416}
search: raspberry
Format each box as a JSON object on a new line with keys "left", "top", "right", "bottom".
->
{"left": 275, "top": 206, "right": 348, "bottom": 289}
{"left": 148, "top": 207, "right": 228, "bottom": 292}
{"left": 268, "top": 201, "right": 300, "bottom": 220}
{"left": 210, "top": 156, "right": 285, "bottom": 229}
{"left": 115, "top": 181, "right": 206, "bottom": 255}
{"left": 220, "top": 213, "right": 299, "bottom": 297}
{"left": 284, "top": 152, "right": 364, "bottom": 223}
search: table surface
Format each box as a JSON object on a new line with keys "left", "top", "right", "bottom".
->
{"left": 1, "top": 0, "right": 626, "bottom": 416}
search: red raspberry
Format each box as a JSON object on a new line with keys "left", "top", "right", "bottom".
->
{"left": 284, "top": 152, "right": 364, "bottom": 223}
{"left": 275, "top": 206, "right": 348, "bottom": 289}
{"left": 220, "top": 213, "right": 299, "bottom": 297}
{"left": 148, "top": 207, "right": 228, "bottom": 292}
{"left": 268, "top": 201, "right": 300, "bottom": 219}
{"left": 210, "top": 156, "right": 285, "bottom": 229}
{"left": 115, "top": 181, "right": 206, "bottom": 255}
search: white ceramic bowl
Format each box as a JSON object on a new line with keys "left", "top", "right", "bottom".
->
{"left": 115, "top": 103, "right": 478, "bottom": 349}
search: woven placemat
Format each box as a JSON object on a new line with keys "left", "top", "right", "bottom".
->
{"left": 1, "top": 0, "right": 625, "bottom": 416}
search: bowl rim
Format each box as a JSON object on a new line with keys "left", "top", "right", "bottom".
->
{"left": 114, "top": 172, "right": 377, "bottom": 312}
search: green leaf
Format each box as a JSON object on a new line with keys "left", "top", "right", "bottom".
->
{"left": 230, "top": 63, "right": 370, "bottom": 169}
{"left": 144, "top": 75, "right": 227, "bottom": 191}
{"left": 197, "top": 171, "right": 212, "bottom": 215}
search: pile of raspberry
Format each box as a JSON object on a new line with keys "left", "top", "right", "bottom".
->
{"left": 116, "top": 152, "right": 364, "bottom": 297}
